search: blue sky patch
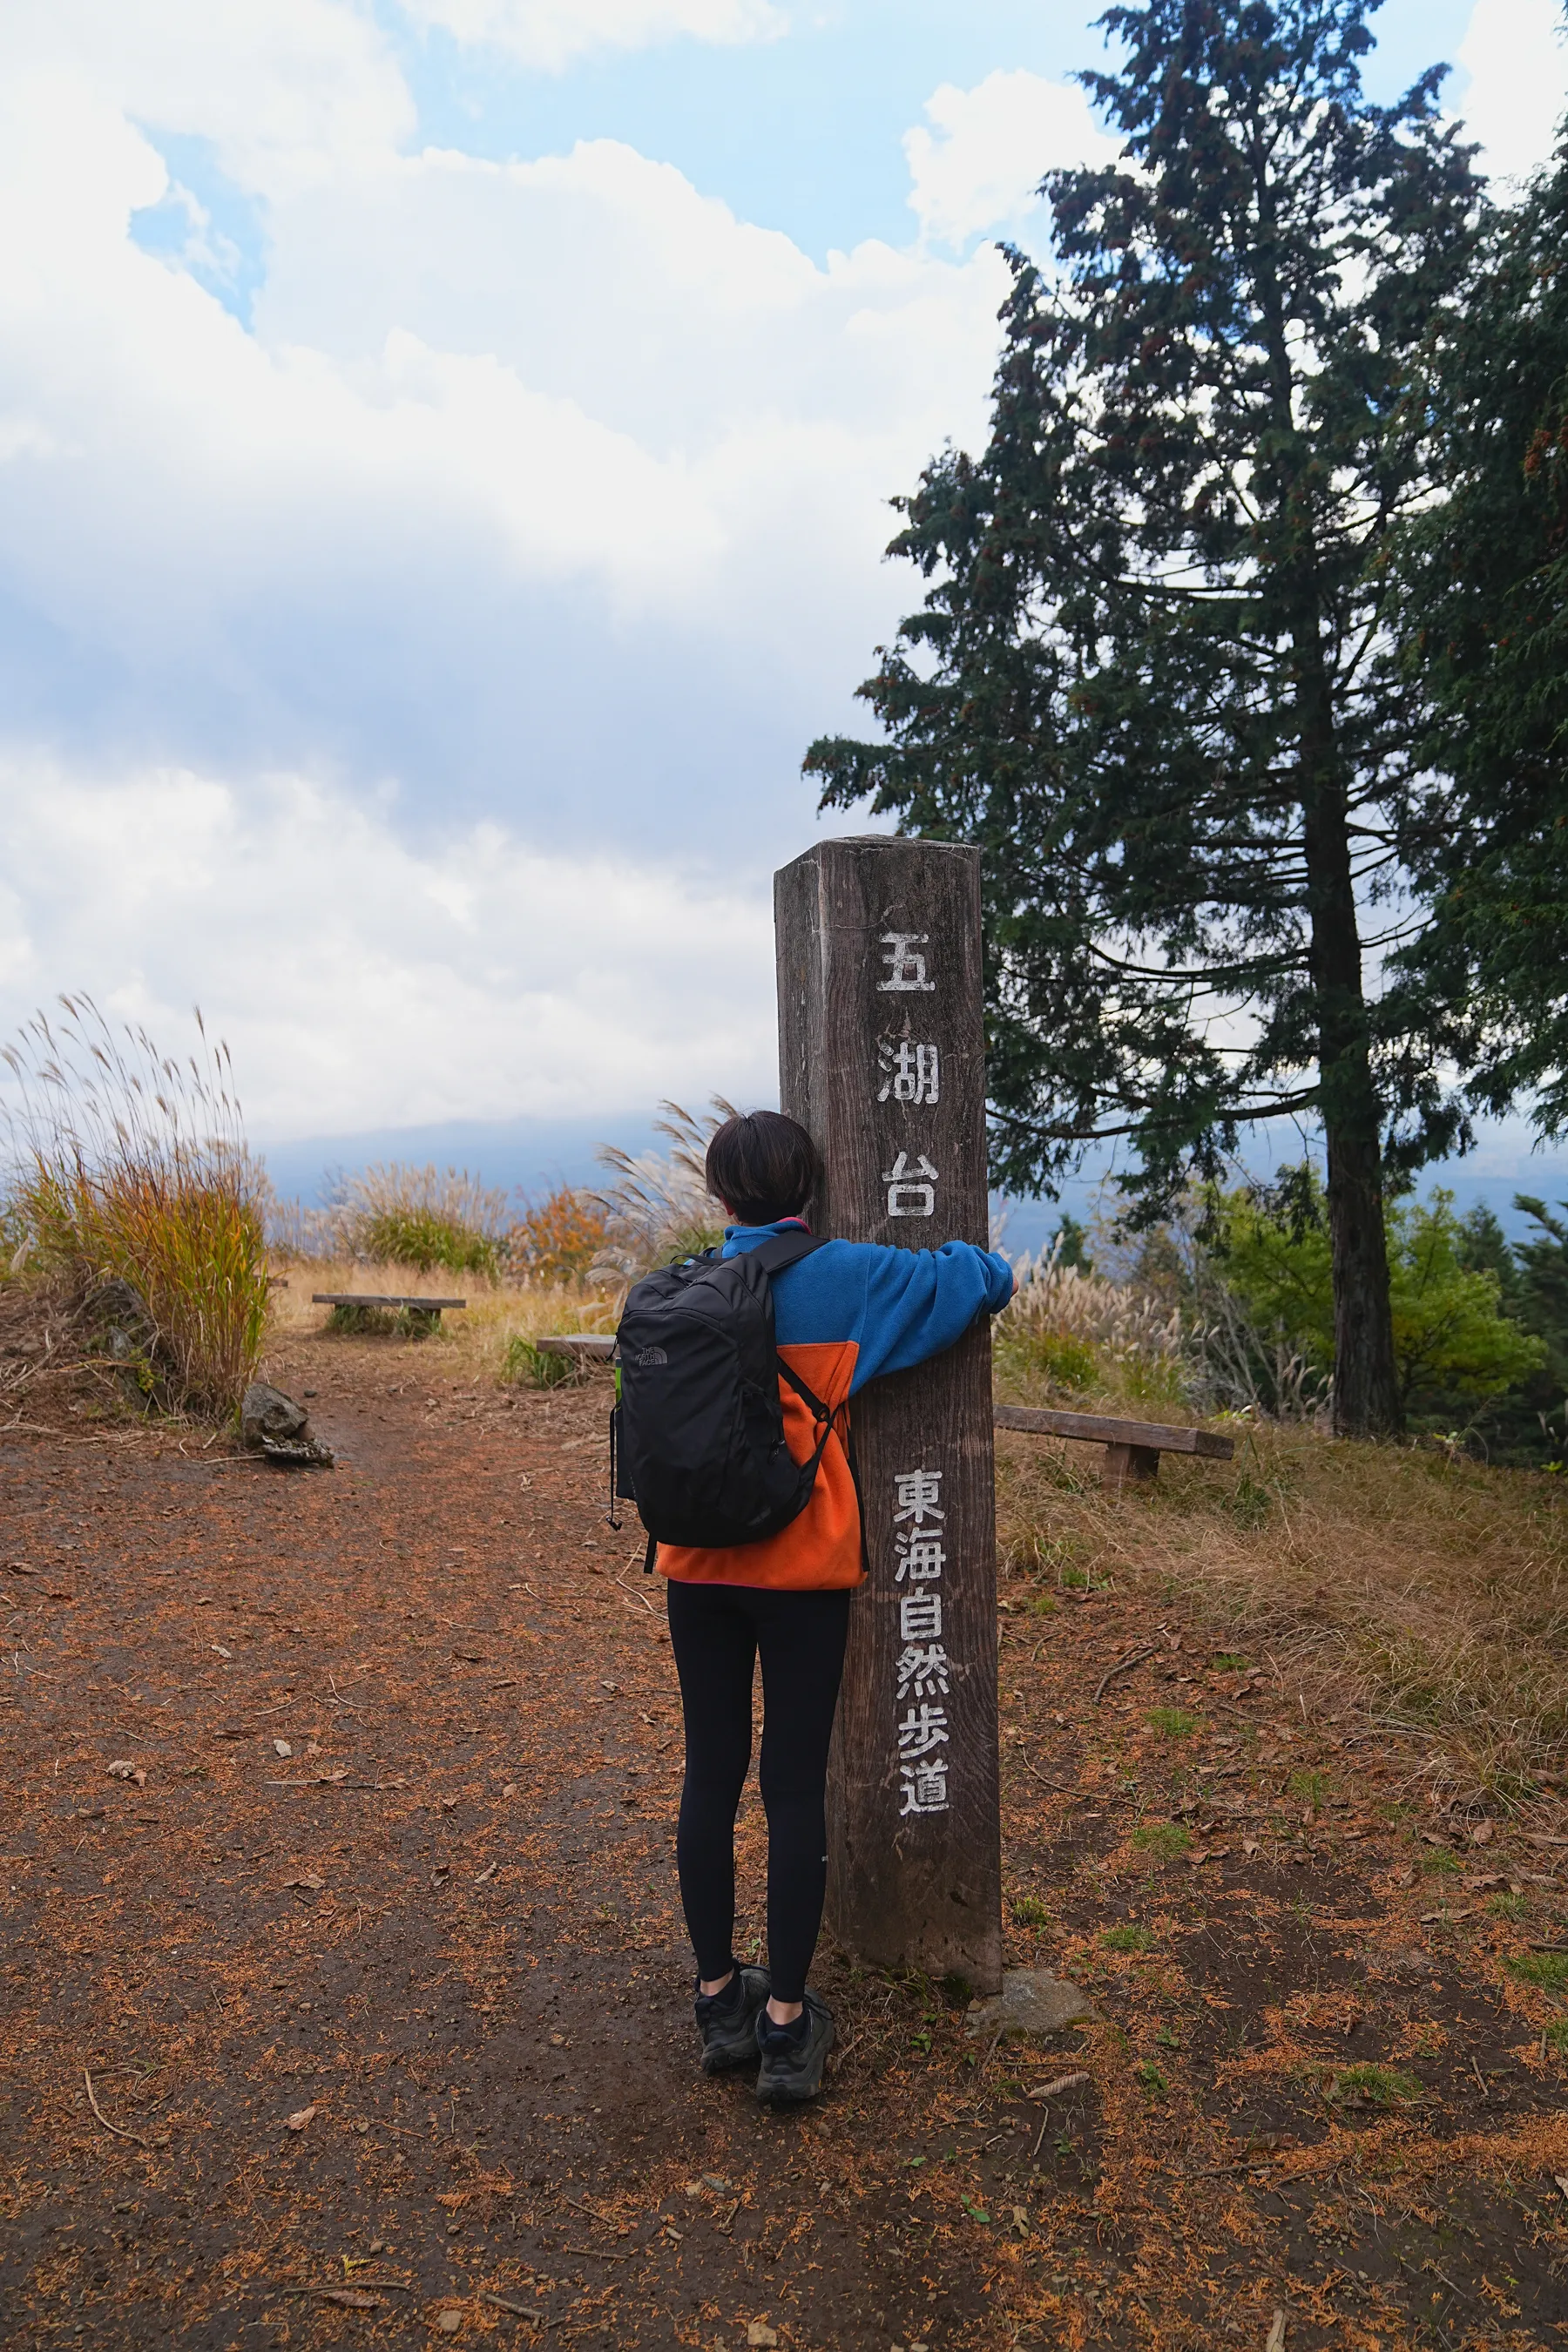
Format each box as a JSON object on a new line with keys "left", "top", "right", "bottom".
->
{"left": 129, "top": 131, "right": 269, "bottom": 327}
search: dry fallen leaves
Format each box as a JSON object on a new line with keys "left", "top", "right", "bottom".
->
{"left": 747, "top": 2328, "right": 778, "bottom": 2349}
{"left": 105, "top": 1761, "right": 145, "bottom": 1786}
{"left": 284, "top": 1872, "right": 326, "bottom": 1893}
{"left": 284, "top": 2104, "right": 318, "bottom": 2132}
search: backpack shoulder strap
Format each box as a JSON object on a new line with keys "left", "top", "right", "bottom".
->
{"left": 744, "top": 1227, "right": 827, "bottom": 1278}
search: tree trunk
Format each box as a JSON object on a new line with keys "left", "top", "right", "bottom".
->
{"left": 1298, "top": 653, "right": 1403, "bottom": 1438}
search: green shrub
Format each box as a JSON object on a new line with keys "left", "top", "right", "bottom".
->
{"left": 1102, "top": 1925, "right": 1153, "bottom": 1953}
{"left": 1214, "top": 1172, "right": 1545, "bottom": 1424}
{"left": 1011, "top": 1894, "right": 1052, "bottom": 1927}
{"left": 503, "top": 1335, "right": 577, "bottom": 1389}
{"left": 1146, "top": 1707, "right": 1200, "bottom": 1738}
{"left": 358, "top": 1206, "right": 499, "bottom": 1279}
{"left": 327, "top": 1163, "right": 511, "bottom": 1278}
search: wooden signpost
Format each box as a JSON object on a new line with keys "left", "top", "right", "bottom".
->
{"left": 774, "top": 835, "right": 1003, "bottom": 1995}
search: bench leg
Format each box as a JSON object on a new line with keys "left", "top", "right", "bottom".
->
{"left": 1102, "top": 1442, "right": 1159, "bottom": 1493}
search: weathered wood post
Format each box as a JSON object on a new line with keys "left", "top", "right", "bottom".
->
{"left": 774, "top": 836, "right": 1002, "bottom": 1994}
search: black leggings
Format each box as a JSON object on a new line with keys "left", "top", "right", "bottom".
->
{"left": 666, "top": 1579, "right": 850, "bottom": 2006}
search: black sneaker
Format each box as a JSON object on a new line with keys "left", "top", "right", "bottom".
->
{"left": 693, "top": 1965, "right": 771, "bottom": 2074}
{"left": 754, "top": 1990, "right": 835, "bottom": 2105}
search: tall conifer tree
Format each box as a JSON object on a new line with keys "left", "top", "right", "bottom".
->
{"left": 808, "top": 0, "right": 1482, "bottom": 1435}
{"left": 1393, "top": 127, "right": 1568, "bottom": 1138}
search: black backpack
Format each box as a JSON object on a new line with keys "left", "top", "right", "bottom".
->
{"left": 610, "top": 1230, "right": 841, "bottom": 1558}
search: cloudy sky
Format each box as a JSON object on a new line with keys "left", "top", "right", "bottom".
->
{"left": 2, "top": 0, "right": 1565, "bottom": 1194}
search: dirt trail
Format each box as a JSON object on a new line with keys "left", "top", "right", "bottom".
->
{"left": 3, "top": 1335, "right": 1567, "bottom": 2349}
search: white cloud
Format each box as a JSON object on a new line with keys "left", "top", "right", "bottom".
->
{"left": 903, "top": 67, "right": 1119, "bottom": 250}
{"left": 0, "top": 64, "right": 1010, "bottom": 791}
{"left": 398, "top": 0, "right": 785, "bottom": 73}
{"left": 0, "top": 755, "right": 776, "bottom": 1138}
{"left": 0, "top": 7, "right": 1046, "bottom": 1137}
{"left": 1456, "top": 0, "right": 1568, "bottom": 182}
{"left": 3, "top": 1, "right": 410, "bottom": 198}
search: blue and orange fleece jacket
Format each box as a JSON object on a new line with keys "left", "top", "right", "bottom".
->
{"left": 658, "top": 1219, "right": 1015, "bottom": 1593}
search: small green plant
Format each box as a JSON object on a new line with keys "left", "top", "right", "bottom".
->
{"left": 1226, "top": 1473, "right": 1274, "bottom": 1531}
{"left": 503, "top": 1335, "right": 577, "bottom": 1388}
{"left": 1486, "top": 1890, "right": 1528, "bottom": 1920}
{"left": 1061, "top": 1565, "right": 1090, "bottom": 1590}
{"left": 1420, "top": 1848, "right": 1462, "bottom": 1877}
{"left": 1146, "top": 1707, "right": 1200, "bottom": 1738}
{"left": 1134, "top": 2060, "right": 1169, "bottom": 2096}
{"left": 1101, "top": 1924, "right": 1153, "bottom": 1953}
{"left": 1027, "top": 1593, "right": 1058, "bottom": 1617}
{"left": 1288, "top": 1769, "right": 1330, "bottom": 1806}
{"left": 1011, "top": 1895, "right": 1052, "bottom": 1927}
{"left": 1213, "top": 1653, "right": 1248, "bottom": 1673}
{"left": 909, "top": 2030, "right": 932, "bottom": 2054}
{"left": 1544, "top": 2018, "right": 1568, "bottom": 2056}
{"left": 997, "top": 1327, "right": 1099, "bottom": 1393}
{"left": 1326, "top": 2063, "right": 1422, "bottom": 2108}
{"left": 1509, "top": 1950, "right": 1568, "bottom": 1994}
{"left": 1132, "top": 1821, "right": 1191, "bottom": 1862}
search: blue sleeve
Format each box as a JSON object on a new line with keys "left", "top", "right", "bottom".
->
{"left": 849, "top": 1241, "right": 1016, "bottom": 1392}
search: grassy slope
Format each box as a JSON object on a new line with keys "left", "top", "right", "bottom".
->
{"left": 993, "top": 1353, "right": 1568, "bottom": 1802}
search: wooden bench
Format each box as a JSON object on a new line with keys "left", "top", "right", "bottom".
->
{"left": 534, "top": 1334, "right": 616, "bottom": 1362}
{"left": 993, "top": 1403, "right": 1234, "bottom": 1492}
{"left": 313, "top": 1293, "right": 467, "bottom": 1333}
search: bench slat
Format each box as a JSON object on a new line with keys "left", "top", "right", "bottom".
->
{"left": 312, "top": 1294, "right": 467, "bottom": 1310}
{"left": 535, "top": 1334, "right": 616, "bottom": 1358}
{"left": 994, "top": 1403, "right": 1233, "bottom": 1460}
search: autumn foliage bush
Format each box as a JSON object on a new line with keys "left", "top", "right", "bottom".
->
{"left": 508, "top": 1186, "right": 609, "bottom": 1287}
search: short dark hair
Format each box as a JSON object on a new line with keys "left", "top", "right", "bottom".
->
{"left": 706, "top": 1111, "right": 823, "bottom": 1226}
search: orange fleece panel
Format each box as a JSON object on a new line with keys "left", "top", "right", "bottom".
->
{"left": 657, "top": 1340, "right": 863, "bottom": 1592}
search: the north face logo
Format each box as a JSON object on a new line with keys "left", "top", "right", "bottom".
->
{"left": 635, "top": 1345, "right": 669, "bottom": 1367}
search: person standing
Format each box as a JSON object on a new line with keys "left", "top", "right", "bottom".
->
{"left": 636, "top": 1110, "right": 1013, "bottom": 2105}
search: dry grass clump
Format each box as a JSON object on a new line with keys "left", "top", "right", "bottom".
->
{"left": 1, "top": 998, "right": 268, "bottom": 1418}
{"left": 995, "top": 1245, "right": 1194, "bottom": 1416}
{"left": 589, "top": 1098, "right": 733, "bottom": 1293}
{"left": 996, "top": 1417, "right": 1568, "bottom": 1801}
